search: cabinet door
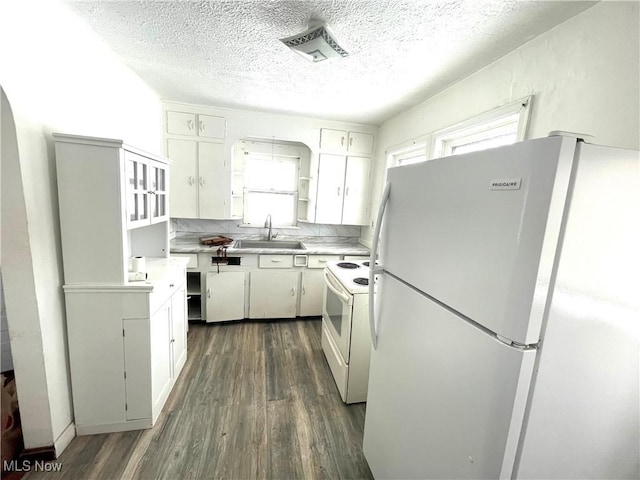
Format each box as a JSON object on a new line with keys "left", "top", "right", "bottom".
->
{"left": 123, "top": 318, "right": 151, "bottom": 421}
{"left": 170, "top": 286, "right": 187, "bottom": 377}
{"left": 126, "top": 153, "right": 150, "bottom": 228}
{"left": 167, "top": 139, "right": 198, "bottom": 219}
{"left": 299, "top": 269, "right": 326, "bottom": 317}
{"left": 347, "top": 132, "right": 374, "bottom": 154}
{"left": 206, "top": 271, "right": 246, "bottom": 322}
{"left": 149, "top": 160, "right": 168, "bottom": 223}
{"left": 342, "top": 156, "right": 371, "bottom": 225}
{"left": 150, "top": 301, "right": 172, "bottom": 414}
{"left": 198, "top": 114, "right": 226, "bottom": 139}
{"left": 198, "top": 142, "right": 229, "bottom": 219}
{"left": 315, "top": 154, "right": 346, "bottom": 224}
{"left": 167, "top": 111, "right": 197, "bottom": 135}
{"left": 249, "top": 271, "right": 299, "bottom": 319}
{"left": 320, "top": 128, "right": 348, "bottom": 151}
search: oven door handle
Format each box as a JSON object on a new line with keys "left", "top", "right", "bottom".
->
{"left": 369, "top": 181, "right": 390, "bottom": 350}
{"left": 324, "top": 270, "right": 353, "bottom": 306}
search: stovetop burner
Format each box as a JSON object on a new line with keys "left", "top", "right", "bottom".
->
{"left": 353, "top": 277, "right": 369, "bottom": 286}
{"left": 337, "top": 262, "right": 360, "bottom": 269}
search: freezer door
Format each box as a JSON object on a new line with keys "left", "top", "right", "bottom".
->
{"left": 363, "top": 274, "right": 535, "bottom": 479}
{"left": 382, "top": 136, "right": 576, "bottom": 344}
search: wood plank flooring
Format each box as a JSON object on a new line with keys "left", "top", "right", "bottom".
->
{"left": 26, "top": 319, "right": 373, "bottom": 480}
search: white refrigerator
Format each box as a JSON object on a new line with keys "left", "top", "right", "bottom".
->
{"left": 363, "top": 135, "right": 639, "bottom": 479}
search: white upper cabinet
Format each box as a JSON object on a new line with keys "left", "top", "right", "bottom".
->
{"left": 320, "top": 128, "right": 349, "bottom": 151}
{"left": 198, "top": 142, "right": 228, "bottom": 218}
{"left": 166, "top": 139, "right": 229, "bottom": 219}
{"left": 315, "top": 154, "right": 347, "bottom": 224}
{"left": 342, "top": 155, "right": 371, "bottom": 225}
{"left": 315, "top": 154, "right": 371, "bottom": 225}
{"left": 54, "top": 133, "right": 170, "bottom": 285}
{"left": 347, "top": 131, "right": 375, "bottom": 154}
{"left": 166, "top": 111, "right": 226, "bottom": 139}
{"left": 165, "top": 109, "right": 229, "bottom": 220}
{"left": 315, "top": 128, "right": 374, "bottom": 225}
{"left": 125, "top": 152, "right": 168, "bottom": 229}
{"left": 320, "top": 128, "right": 374, "bottom": 155}
{"left": 198, "top": 114, "right": 227, "bottom": 139}
{"left": 166, "top": 139, "right": 198, "bottom": 218}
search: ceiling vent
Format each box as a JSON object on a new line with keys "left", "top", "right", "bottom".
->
{"left": 280, "top": 23, "right": 348, "bottom": 63}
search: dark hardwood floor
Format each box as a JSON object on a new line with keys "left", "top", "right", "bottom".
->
{"left": 26, "top": 319, "right": 373, "bottom": 480}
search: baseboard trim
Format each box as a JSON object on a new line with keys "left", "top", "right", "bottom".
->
{"left": 54, "top": 422, "right": 76, "bottom": 456}
{"left": 19, "top": 446, "right": 56, "bottom": 462}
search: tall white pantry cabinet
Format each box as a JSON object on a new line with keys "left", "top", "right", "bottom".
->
{"left": 54, "top": 133, "right": 189, "bottom": 435}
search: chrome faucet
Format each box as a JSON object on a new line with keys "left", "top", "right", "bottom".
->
{"left": 264, "top": 214, "right": 277, "bottom": 241}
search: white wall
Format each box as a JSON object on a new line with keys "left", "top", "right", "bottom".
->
{"left": 0, "top": 0, "right": 162, "bottom": 453}
{"left": 364, "top": 1, "right": 639, "bottom": 241}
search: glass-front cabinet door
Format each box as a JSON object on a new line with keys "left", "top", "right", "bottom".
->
{"left": 126, "top": 152, "right": 150, "bottom": 229}
{"left": 149, "top": 160, "right": 168, "bottom": 223}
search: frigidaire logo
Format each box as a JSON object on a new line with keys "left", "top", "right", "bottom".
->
{"left": 489, "top": 178, "right": 522, "bottom": 191}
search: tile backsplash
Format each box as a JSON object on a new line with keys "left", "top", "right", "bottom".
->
{"left": 172, "top": 219, "right": 361, "bottom": 238}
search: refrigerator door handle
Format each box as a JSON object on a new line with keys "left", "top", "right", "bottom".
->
{"left": 369, "top": 181, "right": 391, "bottom": 350}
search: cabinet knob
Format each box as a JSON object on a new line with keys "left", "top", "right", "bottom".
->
{"left": 290, "top": 287, "right": 296, "bottom": 296}
{"left": 169, "top": 283, "right": 174, "bottom": 288}
{"left": 188, "top": 120, "right": 194, "bottom": 131}
{"left": 337, "top": 187, "right": 341, "bottom": 196}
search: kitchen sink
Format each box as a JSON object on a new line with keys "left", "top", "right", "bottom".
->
{"left": 233, "top": 240, "right": 306, "bottom": 250}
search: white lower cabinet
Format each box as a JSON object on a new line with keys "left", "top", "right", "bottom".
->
{"left": 171, "top": 285, "right": 188, "bottom": 371}
{"left": 299, "top": 255, "right": 340, "bottom": 316}
{"left": 197, "top": 254, "right": 338, "bottom": 320}
{"left": 206, "top": 271, "right": 246, "bottom": 322}
{"left": 123, "top": 318, "right": 151, "bottom": 421}
{"left": 299, "top": 269, "right": 327, "bottom": 317}
{"left": 149, "top": 301, "right": 173, "bottom": 418}
{"left": 249, "top": 270, "right": 300, "bottom": 319}
{"left": 65, "top": 259, "right": 188, "bottom": 435}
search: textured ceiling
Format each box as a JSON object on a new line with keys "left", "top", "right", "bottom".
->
{"left": 64, "top": 0, "right": 596, "bottom": 125}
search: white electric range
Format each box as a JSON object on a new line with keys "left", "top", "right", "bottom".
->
{"left": 321, "top": 260, "right": 375, "bottom": 404}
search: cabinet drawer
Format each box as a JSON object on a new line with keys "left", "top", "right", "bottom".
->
{"left": 149, "top": 268, "right": 185, "bottom": 314}
{"left": 259, "top": 255, "right": 293, "bottom": 268}
{"left": 171, "top": 253, "right": 198, "bottom": 269}
{"left": 308, "top": 255, "right": 340, "bottom": 269}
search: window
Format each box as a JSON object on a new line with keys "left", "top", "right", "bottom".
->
{"left": 432, "top": 96, "right": 531, "bottom": 158}
{"left": 387, "top": 137, "right": 428, "bottom": 167}
{"left": 242, "top": 153, "right": 299, "bottom": 226}
{"left": 390, "top": 142, "right": 428, "bottom": 167}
